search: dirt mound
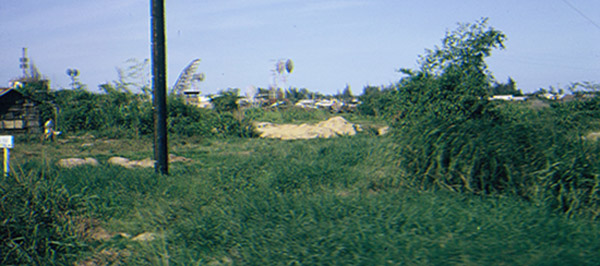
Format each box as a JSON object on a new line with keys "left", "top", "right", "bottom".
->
{"left": 255, "top": 116, "right": 361, "bottom": 140}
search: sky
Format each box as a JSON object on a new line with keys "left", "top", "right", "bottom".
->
{"left": 1, "top": 0, "right": 599, "bottom": 95}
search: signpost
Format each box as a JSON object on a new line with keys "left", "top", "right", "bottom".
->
{"left": 0, "top": 136, "right": 13, "bottom": 176}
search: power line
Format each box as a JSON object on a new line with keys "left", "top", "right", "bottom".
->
{"left": 561, "top": 0, "right": 600, "bottom": 31}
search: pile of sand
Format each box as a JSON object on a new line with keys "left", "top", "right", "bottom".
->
{"left": 255, "top": 116, "right": 361, "bottom": 140}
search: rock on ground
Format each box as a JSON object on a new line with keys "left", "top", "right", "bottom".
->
{"left": 108, "top": 154, "right": 192, "bottom": 168}
{"left": 131, "top": 232, "right": 158, "bottom": 242}
{"left": 584, "top": 132, "right": 600, "bottom": 141}
{"left": 378, "top": 126, "right": 390, "bottom": 135}
{"left": 57, "top": 157, "right": 99, "bottom": 168}
{"left": 108, "top": 156, "right": 154, "bottom": 168}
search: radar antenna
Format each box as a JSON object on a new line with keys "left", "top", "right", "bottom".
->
{"left": 172, "top": 59, "right": 204, "bottom": 95}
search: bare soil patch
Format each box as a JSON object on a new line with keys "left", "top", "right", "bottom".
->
{"left": 255, "top": 116, "right": 363, "bottom": 140}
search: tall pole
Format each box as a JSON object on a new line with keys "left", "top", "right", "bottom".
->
{"left": 20, "top": 48, "right": 29, "bottom": 78}
{"left": 151, "top": 0, "right": 168, "bottom": 175}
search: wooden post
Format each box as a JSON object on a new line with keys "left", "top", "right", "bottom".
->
{"left": 151, "top": 0, "right": 168, "bottom": 175}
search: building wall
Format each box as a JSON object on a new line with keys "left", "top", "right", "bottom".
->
{"left": 0, "top": 89, "right": 41, "bottom": 133}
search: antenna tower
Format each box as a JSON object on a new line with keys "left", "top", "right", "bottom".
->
{"left": 19, "top": 48, "right": 30, "bottom": 78}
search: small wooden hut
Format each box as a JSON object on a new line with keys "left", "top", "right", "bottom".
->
{"left": 0, "top": 88, "right": 41, "bottom": 133}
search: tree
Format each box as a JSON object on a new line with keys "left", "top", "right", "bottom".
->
{"left": 414, "top": 18, "right": 505, "bottom": 79}
{"left": 396, "top": 18, "right": 506, "bottom": 123}
{"left": 285, "top": 87, "right": 312, "bottom": 104}
{"left": 568, "top": 81, "right": 600, "bottom": 94}
{"left": 358, "top": 85, "right": 398, "bottom": 117}
{"left": 491, "top": 77, "right": 521, "bottom": 96}
{"left": 114, "top": 58, "right": 151, "bottom": 95}
{"left": 340, "top": 84, "right": 353, "bottom": 101}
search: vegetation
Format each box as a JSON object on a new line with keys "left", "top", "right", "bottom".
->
{"left": 2, "top": 18, "right": 600, "bottom": 264}
{"left": 360, "top": 18, "right": 600, "bottom": 218}
{"left": 0, "top": 166, "right": 90, "bottom": 265}
{"left": 490, "top": 77, "right": 522, "bottom": 96}
{"left": 17, "top": 80, "right": 56, "bottom": 124}
{"left": 3, "top": 135, "right": 600, "bottom": 265}
{"left": 210, "top": 88, "right": 242, "bottom": 114}
{"left": 34, "top": 84, "right": 254, "bottom": 139}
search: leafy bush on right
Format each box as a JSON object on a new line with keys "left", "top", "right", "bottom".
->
{"left": 381, "top": 18, "right": 600, "bottom": 218}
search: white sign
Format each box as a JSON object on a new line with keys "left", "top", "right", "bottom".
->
{"left": 0, "top": 136, "right": 14, "bottom": 148}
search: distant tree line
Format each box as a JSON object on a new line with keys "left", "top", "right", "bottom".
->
{"left": 17, "top": 81, "right": 255, "bottom": 139}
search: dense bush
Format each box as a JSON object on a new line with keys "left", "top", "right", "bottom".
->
{"left": 388, "top": 18, "right": 600, "bottom": 217}
{"left": 168, "top": 96, "right": 256, "bottom": 138}
{"left": 210, "top": 88, "right": 240, "bottom": 113}
{"left": 17, "top": 80, "right": 56, "bottom": 125}
{"left": 244, "top": 106, "right": 331, "bottom": 124}
{"left": 357, "top": 85, "right": 399, "bottom": 118}
{"left": 52, "top": 84, "right": 256, "bottom": 138}
{"left": 54, "top": 84, "right": 150, "bottom": 136}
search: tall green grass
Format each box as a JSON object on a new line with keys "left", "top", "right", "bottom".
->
{"left": 394, "top": 102, "right": 600, "bottom": 218}
{"left": 0, "top": 165, "right": 91, "bottom": 265}
{"left": 5, "top": 135, "right": 600, "bottom": 264}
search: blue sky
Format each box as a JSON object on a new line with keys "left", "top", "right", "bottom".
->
{"left": 1, "top": 0, "right": 599, "bottom": 95}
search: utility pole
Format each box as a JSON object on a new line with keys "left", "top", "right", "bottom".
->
{"left": 151, "top": 0, "right": 168, "bottom": 175}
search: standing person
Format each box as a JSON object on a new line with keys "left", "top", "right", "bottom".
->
{"left": 43, "top": 119, "right": 60, "bottom": 142}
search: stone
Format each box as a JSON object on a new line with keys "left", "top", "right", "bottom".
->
{"left": 108, "top": 157, "right": 133, "bottom": 168}
{"left": 57, "top": 157, "right": 99, "bottom": 168}
{"left": 169, "top": 153, "right": 193, "bottom": 162}
{"left": 108, "top": 156, "right": 158, "bottom": 168}
{"left": 131, "top": 232, "right": 157, "bottom": 242}
{"left": 378, "top": 126, "right": 390, "bottom": 135}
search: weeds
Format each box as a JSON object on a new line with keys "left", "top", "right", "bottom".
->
{"left": 0, "top": 169, "right": 90, "bottom": 265}
{"left": 394, "top": 103, "right": 600, "bottom": 219}
{"left": 4, "top": 135, "right": 600, "bottom": 264}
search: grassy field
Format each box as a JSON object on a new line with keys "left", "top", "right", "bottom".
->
{"left": 3, "top": 132, "right": 600, "bottom": 265}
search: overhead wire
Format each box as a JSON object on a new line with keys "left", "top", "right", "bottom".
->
{"left": 560, "top": 0, "right": 600, "bottom": 31}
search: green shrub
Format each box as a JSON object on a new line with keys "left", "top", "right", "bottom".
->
{"left": 0, "top": 168, "right": 90, "bottom": 265}
{"left": 55, "top": 85, "right": 151, "bottom": 136}
{"left": 395, "top": 104, "right": 600, "bottom": 217}
{"left": 52, "top": 87, "right": 256, "bottom": 139}
{"left": 17, "top": 80, "right": 56, "bottom": 125}
{"left": 388, "top": 18, "right": 600, "bottom": 217}
{"left": 244, "top": 107, "right": 330, "bottom": 124}
{"left": 357, "top": 85, "right": 400, "bottom": 118}
{"left": 210, "top": 88, "right": 240, "bottom": 113}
